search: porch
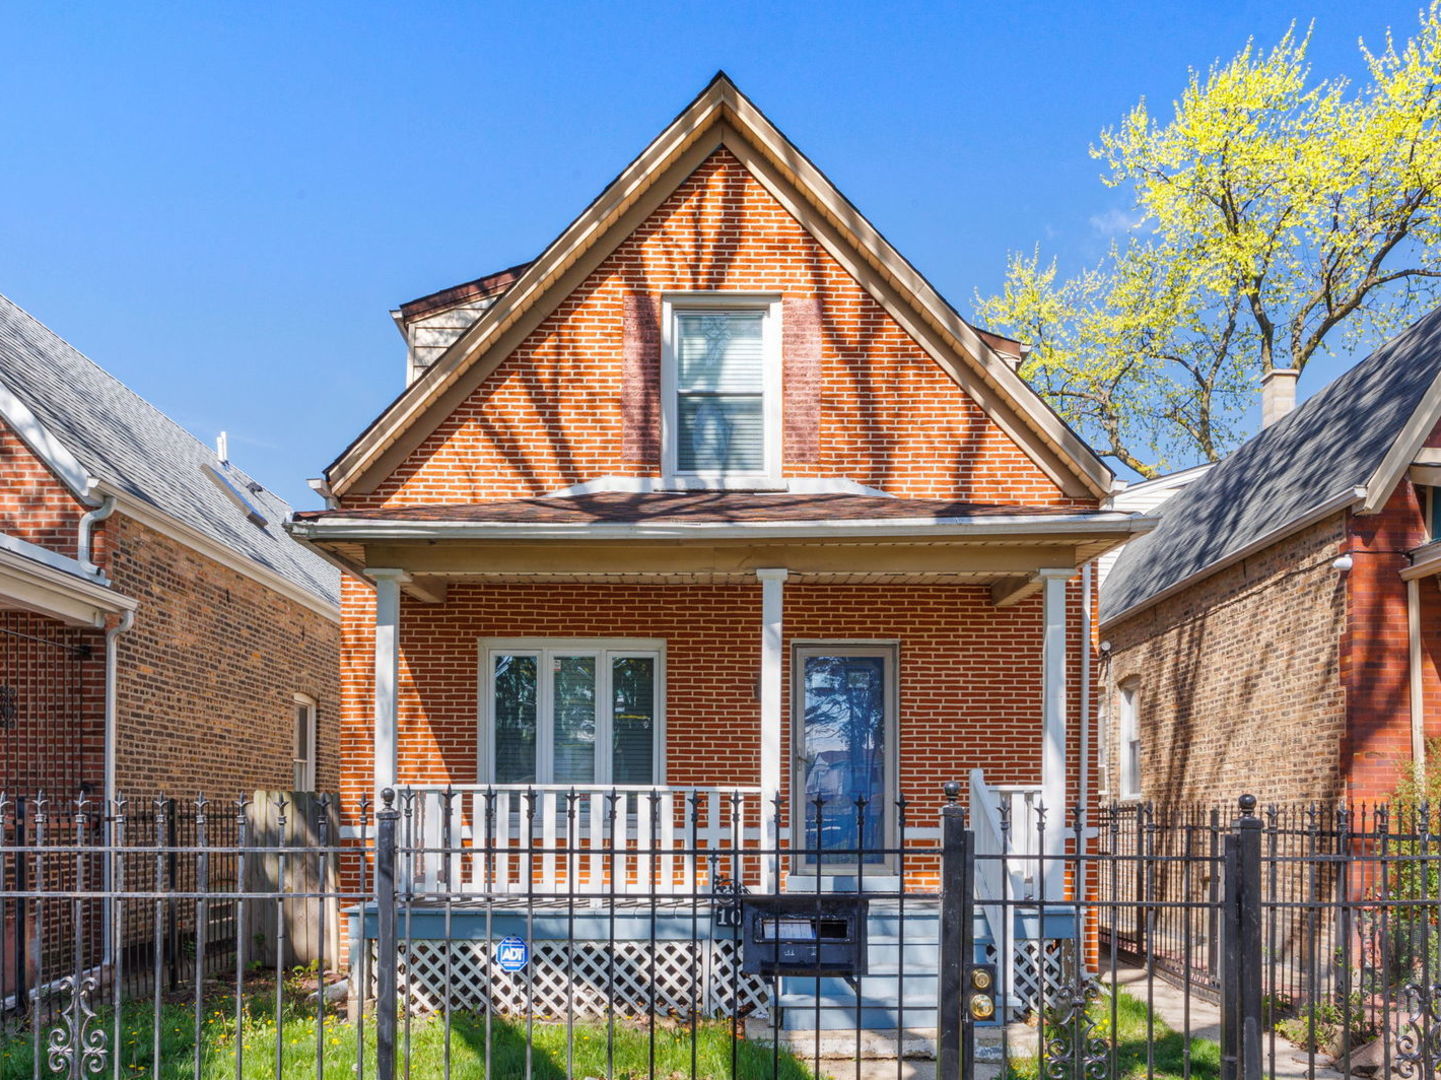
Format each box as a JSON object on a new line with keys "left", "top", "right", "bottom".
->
{"left": 292, "top": 489, "right": 1151, "bottom": 865}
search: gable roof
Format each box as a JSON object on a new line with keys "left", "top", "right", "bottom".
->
{"left": 1100, "top": 304, "right": 1441, "bottom": 626}
{"left": 0, "top": 293, "right": 340, "bottom": 611}
{"left": 325, "top": 73, "right": 1114, "bottom": 501}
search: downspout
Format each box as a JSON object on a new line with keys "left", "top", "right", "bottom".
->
{"left": 77, "top": 494, "right": 116, "bottom": 577}
{"left": 1409, "top": 579, "right": 1427, "bottom": 774}
{"left": 102, "top": 608, "right": 135, "bottom": 967}
{"left": 1078, "top": 561, "right": 1094, "bottom": 903}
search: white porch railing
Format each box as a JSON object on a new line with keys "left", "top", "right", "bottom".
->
{"left": 968, "top": 769, "right": 1046, "bottom": 1007}
{"left": 403, "top": 785, "right": 768, "bottom": 897}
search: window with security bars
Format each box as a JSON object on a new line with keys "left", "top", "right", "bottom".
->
{"left": 485, "top": 643, "right": 662, "bottom": 785}
{"left": 673, "top": 309, "right": 767, "bottom": 474}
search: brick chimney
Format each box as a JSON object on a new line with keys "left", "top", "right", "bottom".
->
{"left": 1261, "top": 367, "right": 1299, "bottom": 428}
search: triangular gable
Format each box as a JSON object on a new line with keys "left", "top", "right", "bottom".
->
{"left": 326, "top": 74, "right": 1114, "bottom": 500}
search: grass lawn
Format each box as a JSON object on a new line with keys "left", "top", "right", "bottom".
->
{"left": 0, "top": 997, "right": 818, "bottom": 1080}
{"left": 1006, "top": 989, "right": 1221, "bottom": 1080}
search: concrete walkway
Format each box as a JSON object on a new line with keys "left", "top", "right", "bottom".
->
{"left": 1108, "top": 957, "right": 1346, "bottom": 1080}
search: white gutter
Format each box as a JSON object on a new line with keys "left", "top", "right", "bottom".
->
{"left": 1076, "top": 561, "right": 1094, "bottom": 905}
{"left": 1100, "top": 488, "right": 1367, "bottom": 629}
{"left": 76, "top": 494, "right": 116, "bottom": 576}
{"left": 288, "top": 511, "right": 1159, "bottom": 545}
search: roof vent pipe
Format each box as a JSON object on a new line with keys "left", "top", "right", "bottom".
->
{"left": 1261, "top": 368, "right": 1300, "bottom": 428}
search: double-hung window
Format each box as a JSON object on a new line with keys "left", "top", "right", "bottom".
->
{"left": 482, "top": 639, "right": 664, "bottom": 785}
{"left": 292, "top": 694, "right": 318, "bottom": 791}
{"left": 1118, "top": 681, "right": 1141, "bottom": 800}
{"left": 662, "top": 295, "right": 781, "bottom": 486}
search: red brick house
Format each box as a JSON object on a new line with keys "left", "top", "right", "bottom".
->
{"left": 292, "top": 76, "right": 1151, "bottom": 1026}
{"left": 1100, "top": 307, "right": 1441, "bottom": 808}
{"left": 0, "top": 293, "right": 341, "bottom": 804}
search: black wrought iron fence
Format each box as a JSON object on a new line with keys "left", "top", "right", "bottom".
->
{"left": 2, "top": 787, "right": 1441, "bottom": 1080}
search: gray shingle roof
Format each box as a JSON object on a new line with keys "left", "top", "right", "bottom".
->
{"left": 0, "top": 293, "right": 339, "bottom": 608}
{"left": 1101, "top": 304, "right": 1441, "bottom": 625}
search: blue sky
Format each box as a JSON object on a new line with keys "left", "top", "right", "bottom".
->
{"left": 0, "top": 1, "right": 1425, "bottom": 507}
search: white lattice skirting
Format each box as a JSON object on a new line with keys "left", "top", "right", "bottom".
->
{"left": 982, "top": 938, "right": 1074, "bottom": 1014}
{"left": 381, "top": 940, "right": 772, "bottom": 1019}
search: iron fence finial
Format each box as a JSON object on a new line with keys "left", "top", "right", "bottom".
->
{"left": 1238, "top": 793, "right": 1257, "bottom": 817}
{"left": 943, "top": 780, "right": 960, "bottom": 804}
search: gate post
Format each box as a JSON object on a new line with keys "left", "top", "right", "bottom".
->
{"left": 375, "top": 789, "right": 399, "bottom": 1080}
{"left": 938, "top": 781, "right": 974, "bottom": 1080}
{"left": 1221, "top": 795, "right": 1263, "bottom": 1080}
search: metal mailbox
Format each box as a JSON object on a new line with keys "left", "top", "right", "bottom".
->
{"left": 740, "top": 895, "right": 868, "bottom": 978}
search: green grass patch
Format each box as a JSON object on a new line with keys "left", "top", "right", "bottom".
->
{"left": 0, "top": 997, "right": 818, "bottom": 1079}
{"left": 1006, "top": 988, "right": 1221, "bottom": 1080}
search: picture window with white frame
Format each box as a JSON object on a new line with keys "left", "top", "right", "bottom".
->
{"left": 482, "top": 640, "right": 664, "bottom": 785}
{"left": 662, "top": 296, "right": 781, "bottom": 485}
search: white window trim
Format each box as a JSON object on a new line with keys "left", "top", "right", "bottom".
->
{"left": 1118, "top": 681, "right": 1141, "bottom": 801}
{"left": 292, "top": 693, "right": 318, "bottom": 792}
{"left": 660, "top": 292, "right": 784, "bottom": 489}
{"left": 477, "top": 637, "right": 667, "bottom": 785}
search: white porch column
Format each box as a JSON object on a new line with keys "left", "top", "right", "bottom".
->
{"left": 367, "top": 569, "right": 410, "bottom": 796}
{"left": 1039, "top": 567, "right": 1076, "bottom": 878}
{"left": 756, "top": 568, "right": 788, "bottom": 873}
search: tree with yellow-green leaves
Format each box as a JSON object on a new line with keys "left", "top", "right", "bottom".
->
{"left": 976, "top": 6, "right": 1441, "bottom": 478}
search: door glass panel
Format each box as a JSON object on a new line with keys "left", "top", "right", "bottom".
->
{"left": 552, "top": 656, "right": 597, "bottom": 783}
{"left": 800, "top": 654, "right": 887, "bottom": 865}
{"left": 611, "top": 656, "right": 656, "bottom": 784}
{"left": 493, "top": 655, "right": 538, "bottom": 783}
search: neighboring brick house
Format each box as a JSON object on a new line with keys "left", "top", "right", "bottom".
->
{"left": 0, "top": 293, "right": 341, "bottom": 804}
{"left": 292, "top": 73, "right": 1153, "bottom": 880}
{"left": 1100, "top": 306, "right": 1441, "bottom": 808}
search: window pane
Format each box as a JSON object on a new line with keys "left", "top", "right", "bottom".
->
{"left": 800, "top": 655, "right": 887, "bottom": 864}
{"left": 294, "top": 704, "right": 311, "bottom": 760}
{"left": 493, "top": 655, "right": 538, "bottom": 783}
{"left": 676, "top": 312, "right": 764, "bottom": 392}
{"left": 612, "top": 657, "right": 656, "bottom": 784}
{"left": 552, "top": 656, "right": 596, "bottom": 783}
{"left": 677, "top": 395, "right": 764, "bottom": 472}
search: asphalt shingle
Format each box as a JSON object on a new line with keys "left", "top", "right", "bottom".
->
{"left": 0, "top": 293, "right": 339, "bottom": 607}
{"left": 1101, "top": 305, "right": 1441, "bottom": 625}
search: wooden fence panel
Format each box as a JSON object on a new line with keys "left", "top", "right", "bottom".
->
{"left": 245, "top": 791, "right": 341, "bottom": 970}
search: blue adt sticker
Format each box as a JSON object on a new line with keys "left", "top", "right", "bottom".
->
{"left": 496, "top": 937, "right": 530, "bottom": 972}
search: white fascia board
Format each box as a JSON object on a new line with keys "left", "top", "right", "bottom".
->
{"left": 1403, "top": 539, "right": 1441, "bottom": 581}
{"left": 0, "top": 530, "right": 107, "bottom": 583}
{"left": 290, "top": 511, "right": 1158, "bottom": 544}
{"left": 1099, "top": 487, "right": 1366, "bottom": 630}
{"left": 1362, "top": 364, "right": 1441, "bottom": 515}
{"left": 0, "top": 378, "right": 98, "bottom": 504}
{"left": 0, "top": 542, "right": 136, "bottom": 626}
{"left": 96, "top": 483, "right": 340, "bottom": 624}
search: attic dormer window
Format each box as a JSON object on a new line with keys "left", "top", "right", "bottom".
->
{"left": 661, "top": 294, "right": 781, "bottom": 488}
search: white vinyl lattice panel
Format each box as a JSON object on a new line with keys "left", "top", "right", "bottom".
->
{"left": 378, "top": 940, "right": 770, "bottom": 1019}
{"left": 983, "top": 939, "right": 1073, "bottom": 1016}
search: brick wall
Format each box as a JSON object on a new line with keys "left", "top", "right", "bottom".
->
{"left": 0, "top": 611, "right": 104, "bottom": 796}
{"left": 354, "top": 148, "right": 1077, "bottom": 509}
{"left": 105, "top": 513, "right": 340, "bottom": 800}
{"left": 1343, "top": 482, "right": 1441, "bottom": 801}
{"left": 0, "top": 418, "right": 88, "bottom": 557}
{"left": 1103, "top": 514, "right": 1350, "bottom": 809}
{"left": 338, "top": 577, "right": 1095, "bottom": 835}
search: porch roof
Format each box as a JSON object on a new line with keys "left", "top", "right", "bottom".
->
{"left": 293, "top": 491, "right": 1141, "bottom": 533}
{"left": 289, "top": 492, "right": 1154, "bottom": 599}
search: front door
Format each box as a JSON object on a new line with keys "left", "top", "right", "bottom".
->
{"left": 791, "top": 645, "right": 897, "bottom": 872}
